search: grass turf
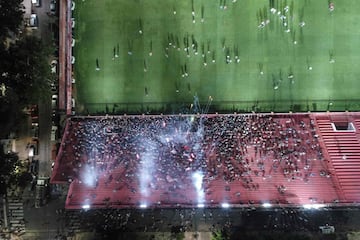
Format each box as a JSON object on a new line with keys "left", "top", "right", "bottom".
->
{"left": 73, "top": 0, "right": 360, "bottom": 114}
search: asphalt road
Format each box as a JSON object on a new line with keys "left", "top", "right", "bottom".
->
{"left": 22, "top": 188, "right": 66, "bottom": 240}
{"left": 61, "top": 207, "right": 360, "bottom": 234}
{"left": 19, "top": 1, "right": 61, "bottom": 238}
{"left": 31, "top": 0, "right": 58, "bottom": 178}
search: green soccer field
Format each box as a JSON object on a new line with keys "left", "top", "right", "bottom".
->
{"left": 73, "top": 0, "right": 360, "bottom": 114}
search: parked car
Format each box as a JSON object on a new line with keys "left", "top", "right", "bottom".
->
{"left": 50, "top": 0, "right": 56, "bottom": 13}
{"left": 51, "top": 82, "right": 58, "bottom": 93}
{"left": 51, "top": 125, "right": 58, "bottom": 141}
{"left": 52, "top": 111, "right": 60, "bottom": 125}
{"left": 51, "top": 60, "right": 58, "bottom": 74}
{"left": 32, "top": 0, "right": 41, "bottom": 7}
{"left": 31, "top": 123, "right": 39, "bottom": 139}
{"left": 29, "top": 14, "right": 38, "bottom": 28}
{"left": 51, "top": 94, "right": 58, "bottom": 109}
{"left": 35, "top": 177, "right": 50, "bottom": 208}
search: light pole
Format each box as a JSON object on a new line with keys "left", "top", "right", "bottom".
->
{"left": 327, "top": 101, "right": 333, "bottom": 111}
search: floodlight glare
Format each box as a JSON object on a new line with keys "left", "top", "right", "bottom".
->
{"left": 221, "top": 203, "right": 230, "bottom": 208}
{"left": 192, "top": 171, "right": 203, "bottom": 191}
{"left": 139, "top": 203, "right": 147, "bottom": 209}
{"left": 303, "top": 204, "right": 325, "bottom": 210}
{"left": 262, "top": 202, "right": 272, "bottom": 208}
{"left": 82, "top": 204, "right": 90, "bottom": 209}
{"left": 303, "top": 204, "right": 312, "bottom": 209}
{"left": 197, "top": 203, "right": 205, "bottom": 208}
{"left": 312, "top": 204, "right": 325, "bottom": 209}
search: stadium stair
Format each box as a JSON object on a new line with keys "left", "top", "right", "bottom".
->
{"left": 315, "top": 114, "right": 360, "bottom": 203}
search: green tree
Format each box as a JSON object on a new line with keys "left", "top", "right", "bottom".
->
{"left": 212, "top": 230, "right": 226, "bottom": 240}
{"left": 0, "top": 35, "right": 53, "bottom": 137}
{"left": 0, "top": 146, "right": 20, "bottom": 194}
{"left": 0, "top": 0, "right": 25, "bottom": 39}
{"left": 5, "top": 35, "right": 53, "bottom": 105}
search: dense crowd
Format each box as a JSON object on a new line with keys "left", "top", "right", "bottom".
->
{"left": 57, "top": 114, "right": 325, "bottom": 204}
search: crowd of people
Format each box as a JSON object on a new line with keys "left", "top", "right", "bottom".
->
{"left": 54, "top": 113, "right": 329, "bottom": 207}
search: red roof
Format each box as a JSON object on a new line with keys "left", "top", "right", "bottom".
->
{"left": 51, "top": 113, "right": 360, "bottom": 209}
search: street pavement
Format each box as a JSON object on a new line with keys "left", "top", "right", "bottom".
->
{"left": 1, "top": 1, "right": 62, "bottom": 239}
{"left": 53, "top": 206, "right": 360, "bottom": 235}
{"left": 29, "top": 0, "right": 58, "bottom": 178}
{"left": 21, "top": 183, "right": 68, "bottom": 240}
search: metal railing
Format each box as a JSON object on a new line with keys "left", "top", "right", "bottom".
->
{"left": 79, "top": 99, "right": 360, "bottom": 115}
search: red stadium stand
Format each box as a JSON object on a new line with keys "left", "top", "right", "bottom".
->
{"left": 51, "top": 113, "right": 360, "bottom": 210}
{"left": 314, "top": 112, "right": 360, "bottom": 203}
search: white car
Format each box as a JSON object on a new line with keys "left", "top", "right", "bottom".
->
{"left": 71, "top": 56, "right": 75, "bottom": 64}
{"left": 51, "top": 94, "right": 58, "bottom": 109}
{"left": 32, "top": 0, "right": 41, "bottom": 7}
{"left": 29, "top": 14, "right": 38, "bottom": 28}
{"left": 71, "top": 18, "right": 75, "bottom": 28}
{"left": 50, "top": 0, "right": 56, "bottom": 13}
{"left": 50, "top": 60, "right": 57, "bottom": 74}
{"left": 71, "top": 1, "right": 75, "bottom": 11}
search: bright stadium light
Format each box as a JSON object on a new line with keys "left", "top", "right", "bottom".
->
{"left": 303, "top": 204, "right": 325, "bottom": 210}
{"left": 192, "top": 171, "right": 203, "bottom": 192}
{"left": 82, "top": 204, "right": 90, "bottom": 210}
{"left": 192, "top": 171, "right": 205, "bottom": 207}
{"left": 221, "top": 203, "right": 230, "bottom": 208}
{"left": 197, "top": 203, "right": 205, "bottom": 208}
{"left": 139, "top": 203, "right": 147, "bottom": 209}
{"left": 81, "top": 164, "right": 98, "bottom": 187}
{"left": 138, "top": 142, "right": 156, "bottom": 198}
{"left": 262, "top": 202, "right": 272, "bottom": 208}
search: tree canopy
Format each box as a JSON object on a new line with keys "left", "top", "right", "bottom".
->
{"left": 211, "top": 229, "right": 227, "bottom": 240}
{"left": 0, "top": 1, "right": 54, "bottom": 137}
{"left": 0, "top": 146, "right": 20, "bottom": 194}
{"left": 0, "top": 0, "right": 25, "bottom": 39}
{"left": 0, "top": 35, "right": 53, "bottom": 137}
{"left": 5, "top": 35, "right": 53, "bottom": 104}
